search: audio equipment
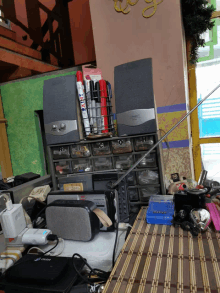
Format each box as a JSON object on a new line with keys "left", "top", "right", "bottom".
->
{"left": 92, "top": 173, "right": 130, "bottom": 222}
{"left": 46, "top": 200, "right": 100, "bottom": 241}
{"left": 114, "top": 58, "right": 157, "bottom": 136}
{"left": 43, "top": 75, "right": 79, "bottom": 145}
{"left": 47, "top": 190, "right": 118, "bottom": 231}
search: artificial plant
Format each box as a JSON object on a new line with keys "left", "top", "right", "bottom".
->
{"left": 181, "top": 0, "right": 215, "bottom": 64}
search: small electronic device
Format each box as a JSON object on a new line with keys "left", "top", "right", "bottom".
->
{"left": 92, "top": 173, "right": 130, "bottom": 222}
{"left": 146, "top": 195, "right": 174, "bottom": 225}
{"left": 22, "top": 229, "right": 52, "bottom": 245}
{"left": 0, "top": 193, "right": 52, "bottom": 247}
{"left": 174, "top": 189, "right": 206, "bottom": 212}
{"left": 47, "top": 190, "right": 118, "bottom": 231}
{"left": 2, "top": 255, "right": 85, "bottom": 293}
{"left": 1, "top": 203, "right": 26, "bottom": 238}
{"left": 45, "top": 200, "right": 100, "bottom": 241}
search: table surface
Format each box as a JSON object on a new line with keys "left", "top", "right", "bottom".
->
{"left": 103, "top": 206, "right": 220, "bottom": 293}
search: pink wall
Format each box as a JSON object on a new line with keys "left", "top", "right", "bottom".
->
{"left": 89, "top": 0, "right": 186, "bottom": 109}
{"left": 10, "top": 0, "right": 95, "bottom": 65}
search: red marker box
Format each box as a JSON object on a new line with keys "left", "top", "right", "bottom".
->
{"left": 99, "top": 79, "right": 108, "bottom": 133}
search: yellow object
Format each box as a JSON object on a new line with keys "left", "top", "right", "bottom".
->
{"left": 157, "top": 111, "right": 188, "bottom": 142}
{"left": 114, "top": 0, "right": 130, "bottom": 14}
{"left": 142, "top": 0, "right": 163, "bottom": 18}
{"left": 63, "top": 183, "right": 84, "bottom": 192}
{"left": 113, "top": 0, "right": 163, "bottom": 18}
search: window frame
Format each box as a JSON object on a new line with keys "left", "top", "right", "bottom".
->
{"left": 188, "top": 8, "right": 220, "bottom": 181}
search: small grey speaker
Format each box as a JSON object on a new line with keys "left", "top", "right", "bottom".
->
{"left": 46, "top": 200, "right": 99, "bottom": 241}
{"left": 43, "top": 75, "right": 79, "bottom": 145}
{"left": 114, "top": 58, "right": 157, "bottom": 136}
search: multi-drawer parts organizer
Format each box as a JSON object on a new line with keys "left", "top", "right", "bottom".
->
{"left": 47, "top": 133, "right": 166, "bottom": 221}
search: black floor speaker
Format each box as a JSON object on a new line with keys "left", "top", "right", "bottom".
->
{"left": 114, "top": 58, "right": 157, "bottom": 136}
{"left": 43, "top": 75, "right": 79, "bottom": 145}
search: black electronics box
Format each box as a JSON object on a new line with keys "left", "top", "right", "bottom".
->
{"left": 14, "top": 172, "right": 40, "bottom": 186}
{"left": 174, "top": 189, "right": 206, "bottom": 212}
{"left": 2, "top": 255, "right": 84, "bottom": 293}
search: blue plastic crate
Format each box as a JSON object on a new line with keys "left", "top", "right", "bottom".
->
{"left": 146, "top": 195, "right": 174, "bottom": 225}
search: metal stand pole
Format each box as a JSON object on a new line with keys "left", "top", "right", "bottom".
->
{"left": 111, "top": 83, "right": 220, "bottom": 189}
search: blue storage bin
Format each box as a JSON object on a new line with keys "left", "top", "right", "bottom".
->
{"left": 146, "top": 195, "right": 174, "bottom": 225}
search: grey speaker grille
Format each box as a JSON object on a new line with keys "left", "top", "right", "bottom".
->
{"left": 43, "top": 75, "right": 79, "bottom": 144}
{"left": 46, "top": 206, "right": 91, "bottom": 241}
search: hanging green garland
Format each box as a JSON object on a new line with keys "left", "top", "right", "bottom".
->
{"left": 181, "top": 0, "right": 215, "bottom": 64}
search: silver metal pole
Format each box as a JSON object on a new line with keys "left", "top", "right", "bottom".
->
{"left": 111, "top": 83, "right": 220, "bottom": 188}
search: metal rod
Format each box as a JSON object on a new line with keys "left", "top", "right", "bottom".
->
{"left": 111, "top": 83, "right": 220, "bottom": 188}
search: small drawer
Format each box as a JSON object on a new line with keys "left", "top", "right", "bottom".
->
{"left": 128, "top": 188, "right": 139, "bottom": 202}
{"left": 134, "top": 135, "right": 154, "bottom": 151}
{"left": 71, "top": 144, "right": 91, "bottom": 158}
{"left": 112, "top": 139, "right": 132, "bottom": 154}
{"left": 135, "top": 153, "right": 157, "bottom": 168}
{"left": 126, "top": 172, "right": 136, "bottom": 186}
{"left": 139, "top": 186, "right": 160, "bottom": 202}
{"left": 72, "top": 159, "right": 92, "bottom": 173}
{"left": 137, "top": 170, "right": 159, "bottom": 185}
{"left": 52, "top": 146, "right": 70, "bottom": 160}
{"left": 93, "top": 157, "right": 113, "bottom": 171}
{"left": 92, "top": 142, "right": 111, "bottom": 156}
{"left": 54, "top": 161, "right": 72, "bottom": 175}
{"left": 114, "top": 155, "right": 133, "bottom": 170}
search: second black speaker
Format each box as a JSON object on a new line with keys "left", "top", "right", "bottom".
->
{"left": 114, "top": 58, "right": 157, "bottom": 136}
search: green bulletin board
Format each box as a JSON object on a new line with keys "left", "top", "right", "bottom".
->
{"left": 0, "top": 70, "right": 76, "bottom": 176}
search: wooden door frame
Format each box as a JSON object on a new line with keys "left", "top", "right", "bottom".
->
{"left": 0, "top": 93, "right": 13, "bottom": 179}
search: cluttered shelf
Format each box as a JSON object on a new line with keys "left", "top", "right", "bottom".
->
{"left": 52, "top": 150, "right": 157, "bottom": 162}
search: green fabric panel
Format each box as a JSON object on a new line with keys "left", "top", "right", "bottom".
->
{"left": 0, "top": 71, "right": 76, "bottom": 176}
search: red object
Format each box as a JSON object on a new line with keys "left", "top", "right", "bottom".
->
{"left": 76, "top": 71, "right": 83, "bottom": 82}
{"left": 196, "top": 185, "right": 204, "bottom": 189}
{"left": 178, "top": 183, "right": 186, "bottom": 191}
{"left": 99, "top": 79, "right": 108, "bottom": 133}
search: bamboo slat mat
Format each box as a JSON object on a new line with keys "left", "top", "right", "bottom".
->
{"left": 103, "top": 207, "right": 220, "bottom": 293}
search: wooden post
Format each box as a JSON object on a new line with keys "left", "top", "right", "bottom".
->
{"left": 0, "top": 94, "right": 13, "bottom": 179}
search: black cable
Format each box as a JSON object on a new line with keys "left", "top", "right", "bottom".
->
{"left": 112, "top": 222, "right": 119, "bottom": 269}
{"left": 72, "top": 253, "right": 110, "bottom": 286}
{"left": 42, "top": 236, "right": 59, "bottom": 256}
{"left": 112, "top": 213, "right": 134, "bottom": 269}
